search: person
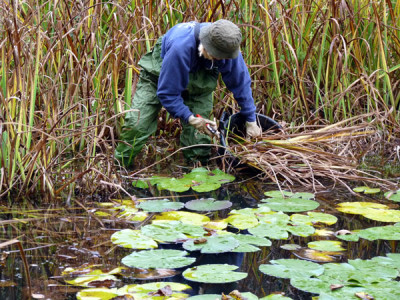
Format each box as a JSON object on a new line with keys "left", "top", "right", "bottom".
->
{"left": 115, "top": 19, "right": 262, "bottom": 167}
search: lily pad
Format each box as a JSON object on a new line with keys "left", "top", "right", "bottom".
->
{"left": 185, "top": 198, "right": 232, "bottom": 212}
{"left": 353, "top": 186, "right": 381, "bottom": 194}
{"left": 259, "top": 259, "right": 324, "bottom": 279}
{"left": 182, "top": 264, "right": 247, "bottom": 283}
{"left": 385, "top": 189, "right": 400, "bottom": 202}
{"left": 153, "top": 211, "right": 210, "bottom": 226}
{"left": 182, "top": 236, "right": 239, "bottom": 254}
{"left": 187, "top": 292, "right": 258, "bottom": 300}
{"left": 260, "top": 197, "right": 319, "bottom": 212}
{"left": 132, "top": 179, "right": 149, "bottom": 189}
{"left": 293, "top": 248, "right": 340, "bottom": 263}
{"left": 121, "top": 249, "right": 196, "bottom": 269}
{"left": 137, "top": 199, "right": 184, "bottom": 212}
{"left": 264, "top": 190, "right": 315, "bottom": 199}
{"left": 111, "top": 229, "right": 158, "bottom": 249}
{"left": 260, "top": 295, "right": 293, "bottom": 300}
{"left": 231, "top": 234, "right": 272, "bottom": 252}
{"left": 141, "top": 221, "right": 206, "bottom": 243}
{"left": 248, "top": 223, "right": 289, "bottom": 240}
{"left": 76, "top": 282, "right": 191, "bottom": 300}
{"left": 337, "top": 202, "right": 400, "bottom": 222}
{"left": 307, "top": 240, "right": 345, "bottom": 252}
{"left": 225, "top": 214, "right": 259, "bottom": 230}
{"left": 64, "top": 267, "right": 123, "bottom": 287}
{"left": 358, "top": 225, "right": 400, "bottom": 241}
{"left": 291, "top": 212, "right": 338, "bottom": 225}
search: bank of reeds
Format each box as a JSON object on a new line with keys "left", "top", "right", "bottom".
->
{"left": 0, "top": 0, "right": 399, "bottom": 196}
{"left": 228, "top": 113, "right": 399, "bottom": 191}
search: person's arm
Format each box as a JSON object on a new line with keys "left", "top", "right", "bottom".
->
{"left": 157, "top": 44, "right": 193, "bottom": 122}
{"left": 219, "top": 52, "right": 257, "bottom": 122}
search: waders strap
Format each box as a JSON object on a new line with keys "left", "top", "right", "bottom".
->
{"left": 194, "top": 22, "right": 201, "bottom": 47}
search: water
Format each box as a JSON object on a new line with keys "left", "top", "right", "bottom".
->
{"left": 0, "top": 171, "right": 398, "bottom": 300}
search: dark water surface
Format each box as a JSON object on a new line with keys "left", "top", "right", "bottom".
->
{"left": 0, "top": 172, "right": 398, "bottom": 300}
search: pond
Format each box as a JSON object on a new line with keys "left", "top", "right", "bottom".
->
{"left": 0, "top": 165, "right": 399, "bottom": 300}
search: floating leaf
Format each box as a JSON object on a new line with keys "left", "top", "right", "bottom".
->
{"left": 76, "top": 282, "right": 191, "bottom": 300}
{"left": 183, "top": 264, "right": 247, "bottom": 283}
{"left": 229, "top": 206, "right": 271, "bottom": 216}
{"left": 264, "top": 190, "right": 294, "bottom": 198}
{"left": 259, "top": 294, "right": 293, "bottom": 300}
{"left": 141, "top": 221, "right": 206, "bottom": 243}
{"left": 358, "top": 225, "right": 400, "bottom": 241}
{"left": 307, "top": 240, "right": 345, "bottom": 252}
{"left": 185, "top": 198, "right": 232, "bottom": 212}
{"left": 260, "top": 197, "right": 319, "bottom": 212}
{"left": 153, "top": 211, "right": 210, "bottom": 226}
{"left": 336, "top": 202, "right": 388, "bottom": 214}
{"left": 385, "top": 189, "right": 400, "bottom": 202}
{"left": 204, "top": 220, "right": 228, "bottom": 230}
{"left": 248, "top": 223, "right": 289, "bottom": 240}
{"left": 132, "top": 180, "right": 149, "bottom": 189}
{"left": 286, "top": 224, "right": 315, "bottom": 237}
{"left": 353, "top": 186, "right": 381, "bottom": 194}
{"left": 259, "top": 259, "right": 324, "bottom": 279}
{"left": 231, "top": 234, "right": 272, "bottom": 252}
{"left": 314, "top": 229, "right": 335, "bottom": 237}
{"left": 291, "top": 212, "right": 338, "bottom": 226}
{"left": 280, "top": 244, "right": 302, "bottom": 251}
{"left": 187, "top": 292, "right": 258, "bottom": 300}
{"left": 64, "top": 267, "right": 124, "bottom": 287}
{"left": 111, "top": 229, "right": 157, "bottom": 249}
{"left": 182, "top": 236, "right": 239, "bottom": 254}
{"left": 225, "top": 214, "right": 259, "bottom": 230}
{"left": 121, "top": 249, "right": 195, "bottom": 269}
{"left": 293, "top": 249, "right": 340, "bottom": 263}
{"left": 137, "top": 199, "right": 184, "bottom": 212}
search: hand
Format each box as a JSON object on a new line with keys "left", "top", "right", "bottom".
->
{"left": 188, "top": 115, "right": 220, "bottom": 138}
{"left": 246, "top": 121, "right": 262, "bottom": 138}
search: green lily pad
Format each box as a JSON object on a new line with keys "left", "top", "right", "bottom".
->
{"left": 121, "top": 249, "right": 196, "bottom": 269}
{"left": 358, "top": 225, "right": 400, "bottom": 241}
{"left": 231, "top": 234, "right": 272, "bottom": 252}
{"left": 187, "top": 292, "right": 258, "bottom": 300}
{"left": 260, "top": 295, "right": 293, "bottom": 300}
{"left": 259, "top": 259, "right": 324, "bottom": 279}
{"left": 260, "top": 197, "right": 319, "bottom": 212}
{"left": 137, "top": 199, "right": 184, "bottom": 212}
{"left": 132, "top": 179, "right": 149, "bottom": 189}
{"left": 307, "top": 240, "right": 345, "bottom": 252}
{"left": 264, "top": 190, "right": 315, "bottom": 199}
{"left": 385, "top": 189, "right": 400, "bottom": 202}
{"left": 141, "top": 221, "right": 206, "bottom": 243}
{"left": 225, "top": 214, "right": 259, "bottom": 230}
{"left": 184, "top": 198, "right": 232, "bottom": 211}
{"left": 286, "top": 224, "right": 315, "bottom": 237}
{"left": 280, "top": 244, "right": 302, "bottom": 251}
{"left": 182, "top": 264, "right": 247, "bottom": 283}
{"left": 248, "top": 223, "right": 289, "bottom": 240}
{"left": 353, "top": 186, "right": 381, "bottom": 194}
{"left": 291, "top": 212, "right": 338, "bottom": 225}
{"left": 111, "top": 229, "right": 158, "bottom": 249}
{"left": 182, "top": 236, "right": 239, "bottom": 254}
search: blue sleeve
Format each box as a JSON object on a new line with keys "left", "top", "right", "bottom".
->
{"left": 219, "top": 52, "right": 256, "bottom": 122}
{"left": 157, "top": 44, "right": 193, "bottom": 123}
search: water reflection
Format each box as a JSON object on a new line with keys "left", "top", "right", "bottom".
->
{"left": 0, "top": 176, "right": 399, "bottom": 299}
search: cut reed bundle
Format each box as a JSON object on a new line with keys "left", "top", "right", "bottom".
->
{"left": 227, "top": 115, "right": 398, "bottom": 191}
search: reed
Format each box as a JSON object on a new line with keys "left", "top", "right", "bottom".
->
{"left": 0, "top": 0, "right": 399, "bottom": 196}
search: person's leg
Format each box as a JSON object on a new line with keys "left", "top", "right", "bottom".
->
{"left": 115, "top": 72, "right": 161, "bottom": 167}
{"left": 115, "top": 38, "right": 163, "bottom": 167}
{"left": 181, "top": 68, "right": 218, "bottom": 162}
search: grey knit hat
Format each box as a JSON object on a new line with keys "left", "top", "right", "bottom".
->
{"left": 199, "top": 19, "right": 242, "bottom": 59}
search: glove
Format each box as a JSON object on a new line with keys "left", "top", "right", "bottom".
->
{"left": 188, "top": 115, "right": 219, "bottom": 138}
{"left": 246, "top": 121, "right": 262, "bottom": 138}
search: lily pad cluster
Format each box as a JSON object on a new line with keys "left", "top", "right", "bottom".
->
{"left": 260, "top": 190, "right": 319, "bottom": 212}
{"left": 259, "top": 254, "right": 400, "bottom": 299}
{"left": 133, "top": 168, "right": 235, "bottom": 193}
{"left": 337, "top": 202, "right": 400, "bottom": 222}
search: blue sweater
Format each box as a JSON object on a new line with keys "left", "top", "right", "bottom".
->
{"left": 158, "top": 22, "right": 256, "bottom": 123}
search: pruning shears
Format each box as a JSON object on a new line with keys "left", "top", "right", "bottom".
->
{"left": 196, "top": 114, "right": 219, "bottom": 136}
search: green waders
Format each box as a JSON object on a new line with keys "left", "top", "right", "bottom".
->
{"left": 115, "top": 38, "right": 219, "bottom": 167}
